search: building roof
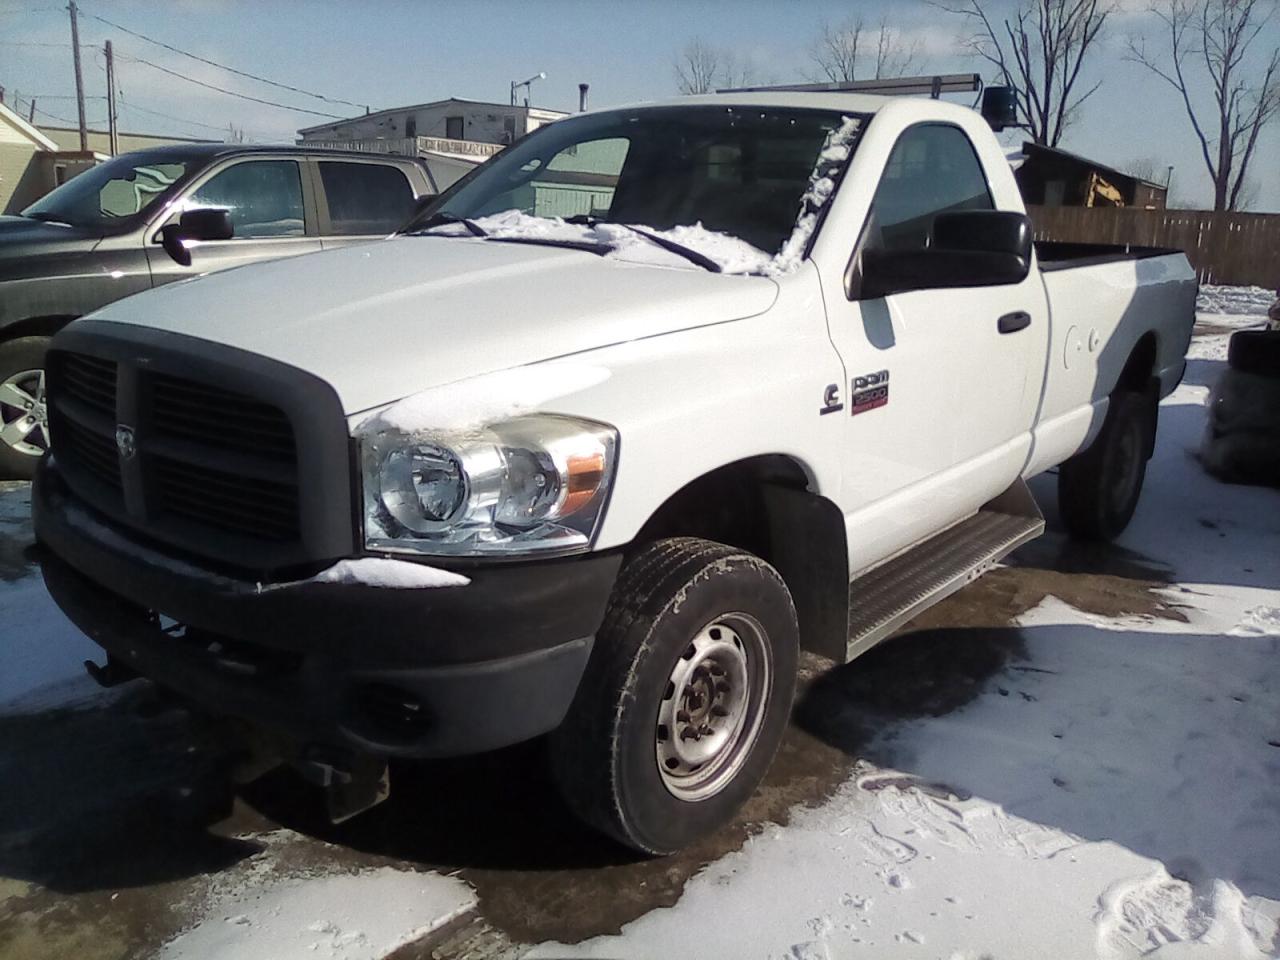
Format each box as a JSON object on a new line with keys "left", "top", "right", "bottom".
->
{"left": 297, "top": 97, "right": 567, "bottom": 135}
{"left": 0, "top": 101, "right": 59, "bottom": 150}
{"left": 39, "top": 124, "right": 213, "bottom": 145}
{"left": 1019, "top": 141, "right": 1166, "bottom": 191}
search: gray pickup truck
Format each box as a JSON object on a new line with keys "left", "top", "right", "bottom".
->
{"left": 0, "top": 144, "right": 433, "bottom": 478}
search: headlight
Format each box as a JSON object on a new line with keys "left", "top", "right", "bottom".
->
{"left": 361, "top": 415, "right": 618, "bottom": 557}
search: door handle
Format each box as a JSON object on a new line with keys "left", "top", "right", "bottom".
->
{"left": 998, "top": 311, "right": 1031, "bottom": 334}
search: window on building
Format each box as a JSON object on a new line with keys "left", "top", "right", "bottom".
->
{"left": 445, "top": 115, "right": 465, "bottom": 140}
{"left": 863, "top": 124, "right": 993, "bottom": 253}
{"left": 318, "top": 161, "right": 415, "bottom": 236}
{"left": 405, "top": 116, "right": 417, "bottom": 139}
{"left": 185, "top": 159, "right": 305, "bottom": 239}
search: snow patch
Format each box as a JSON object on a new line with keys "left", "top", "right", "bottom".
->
{"left": 1196, "top": 284, "right": 1276, "bottom": 317}
{"left": 771, "top": 115, "right": 862, "bottom": 275}
{"left": 308, "top": 557, "right": 469, "bottom": 590}
{"left": 155, "top": 867, "right": 476, "bottom": 960}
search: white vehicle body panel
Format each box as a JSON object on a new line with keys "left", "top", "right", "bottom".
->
{"left": 80, "top": 91, "right": 1198, "bottom": 579}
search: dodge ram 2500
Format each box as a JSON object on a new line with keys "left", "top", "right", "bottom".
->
{"left": 34, "top": 92, "right": 1196, "bottom": 854}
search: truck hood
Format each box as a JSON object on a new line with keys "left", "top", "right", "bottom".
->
{"left": 88, "top": 235, "right": 779, "bottom": 414}
{"left": 0, "top": 215, "right": 103, "bottom": 268}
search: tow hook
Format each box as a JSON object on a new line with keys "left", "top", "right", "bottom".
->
{"left": 295, "top": 748, "right": 390, "bottom": 824}
{"left": 84, "top": 656, "right": 139, "bottom": 688}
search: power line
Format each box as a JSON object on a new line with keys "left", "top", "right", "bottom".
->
{"left": 117, "top": 54, "right": 349, "bottom": 119}
{"left": 116, "top": 97, "right": 279, "bottom": 141}
{"left": 84, "top": 10, "right": 372, "bottom": 113}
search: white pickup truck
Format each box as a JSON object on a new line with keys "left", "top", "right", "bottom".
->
{"left": 35, "top": 92, "right": 1196, "bottom": 854}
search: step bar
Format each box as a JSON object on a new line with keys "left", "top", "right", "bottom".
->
{"left": 844, "top": 480, "right": 1045, "bottom": 663}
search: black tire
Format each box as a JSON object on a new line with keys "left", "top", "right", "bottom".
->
{"left": 0, "top": 337, "right": 52, "bottom": 481}
{"left": 1058, "top": 390, "right": 1156, "bottom": 542}
{"left": 549, "top": 537, "right": 799, "bottom": 855}
{"left": 1227, "top": 330, "right": 1280, "bottom": 379}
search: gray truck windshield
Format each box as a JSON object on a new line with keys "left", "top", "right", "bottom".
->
{"left": 23, "top": 153, "right": 194, "bottom": 229}
{"left": 428, "top": 106, "right": 858, "bottom": 257}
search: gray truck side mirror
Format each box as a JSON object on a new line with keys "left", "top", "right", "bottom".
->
{"left": 160, "top": 208, "right": 234, "bottom": 267}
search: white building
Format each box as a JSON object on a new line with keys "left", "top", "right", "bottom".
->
{"left": 297, "top": 98, "right": 567, "bottom": 191}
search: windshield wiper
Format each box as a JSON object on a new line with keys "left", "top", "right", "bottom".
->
{"left": 565, "top": 215, "right": 723, "bottom": 273}
{"left": 487, "top": 236, "right": 612, "bottom": 256}
{"left": 415, "top": 211, "right": 488, "bottom": 237}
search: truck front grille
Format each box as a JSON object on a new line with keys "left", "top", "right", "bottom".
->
{"left": 44, "top": 330, "right": 352, "bottom": 576}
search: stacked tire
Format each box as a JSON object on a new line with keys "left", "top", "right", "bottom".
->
{"left": 1201, "top": 326, "right": 1280, "bottom": 487}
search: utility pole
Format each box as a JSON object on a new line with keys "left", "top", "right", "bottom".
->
{"left": 68, "top": 1, "right": 88, "bottom": 151}
{"left": 105, "top": 40, "right": 119, "bottom": 155}
{"left": 28, "top": 99, "right": 37, "bottom": 123}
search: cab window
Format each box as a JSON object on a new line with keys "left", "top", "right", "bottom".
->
{"left": 184, "top": 160, "right": 306, "bottom": 239}
{"left": 864, "top": 124, "right": 992, "bottom": 253}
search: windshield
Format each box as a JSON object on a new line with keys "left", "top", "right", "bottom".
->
{"left": 421, "top": 106, "right": 863, "bottom": 273}
{"left": 22, "top": 153, "right": 195, "bottom": 229}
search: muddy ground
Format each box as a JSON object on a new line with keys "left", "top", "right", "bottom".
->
{"left": 0, "top": 469, "right": 1189, "bottom": 960}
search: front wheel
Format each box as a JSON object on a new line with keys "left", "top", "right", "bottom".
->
{"left": 1058, "top": 389, "right": 1156, "bottom": 542}
{"left": 0, "top": 337, "right": 52, "bottom": 481}
{"left": 550, "top": 538, "right": 799, "bottom": 855}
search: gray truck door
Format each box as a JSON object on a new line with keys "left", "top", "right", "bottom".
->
{"left": 145, "top": 157, "right": 322, "bottom": 286}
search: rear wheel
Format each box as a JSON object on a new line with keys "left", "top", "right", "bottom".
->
{"left": 1058, "top": 389, "right": 1156, "bottom": 542}
{"left": 550, "top": 537, "right": 798, "bottom": 854}
{"left": 0, "top": 337, "right": 52, "bottom": 481}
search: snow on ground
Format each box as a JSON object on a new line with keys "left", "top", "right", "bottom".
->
{"left": 528, "top": 325, "right": 1280, "bottom": 958}
{"left": 0, "top": 482, "right": 103, "bottom": 713}
{"left": 155, "top": 864, "right": 476, "bottom": 960}
{"left": 1196, "top": 284, "right": 1275, "bottom": 318}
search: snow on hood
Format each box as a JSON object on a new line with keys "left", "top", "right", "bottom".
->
{"left": 90, "top": 236, "right": 778, "bottom": 415}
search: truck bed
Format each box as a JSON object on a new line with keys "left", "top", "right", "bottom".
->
{"left": 1035, "top": 240, "right": 1185, "bottom": 273}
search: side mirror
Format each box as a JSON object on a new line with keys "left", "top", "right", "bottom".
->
{"left": 981, "top": 86, "right": 1019, "bottom": 132}
{"left": 159, "top": 207, "right": 234, "bottom": 266}
{"left": 857, "top": 211, "right": 1033, "bottom": 300}
{"left": 398, "top": 194, "right": 437, "bottom": 233}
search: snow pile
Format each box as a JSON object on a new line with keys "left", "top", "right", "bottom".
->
{"left": 423, "top": 115, "right": 862, "bottom": 277}
{"left": 308, "top": 557, "right": 470, "bottom": 589}
{"left": 155, "top": 866, "right": 476, "bottom": 960}
{"left": 426, "top": 209, "right": 775, "bottom": 275}
{"left": 771, "top": 114, "right": 863, "bottom": 275}
{"left": 1197, "top": 284, "right": 1276, "bottom": 317}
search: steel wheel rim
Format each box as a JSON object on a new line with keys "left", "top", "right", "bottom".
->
{"left": 655, "top": 612, "right": 772, "bottom": 802}
{"left": 0, "top": 368, "right": 50, "bottom": 458}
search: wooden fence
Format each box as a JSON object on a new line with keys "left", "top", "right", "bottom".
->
{"left": 1027, "top": 205, "right": 1280, "bottom": 289}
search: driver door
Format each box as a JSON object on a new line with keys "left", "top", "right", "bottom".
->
{"left": 146, "top": 157, "right": 321, "bottom": 285}
{"left": 824, "top": 123, "right": 1046, "bottom": 572}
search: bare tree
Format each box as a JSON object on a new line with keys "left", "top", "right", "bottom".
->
{"left": 224, "top": 122, "right": 247, "bottom": 144}
{"left": 674, "top": 38, "right": 721, "bottom": 94}
{"left": 933, "top": 0, "right": 1114, "bottom": 146}
{"left": 722, "top": 50, "right": 767, "bottom": 90}
{"left": 1126, "top": 156, "right": 1173, "bottom": 183}
{"left": 1127, "top": 0, "right": 1280, "bottom": 211}
{"left": 809, "top": 17, "right": 923, "bottom": 83}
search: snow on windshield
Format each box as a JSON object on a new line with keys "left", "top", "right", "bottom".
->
{"left": 420, "top": 115, "right": 863, "bottom": 278}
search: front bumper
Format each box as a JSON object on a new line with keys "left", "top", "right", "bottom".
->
{"left": 34, "top": 460, "right": 621, "bottom": 759}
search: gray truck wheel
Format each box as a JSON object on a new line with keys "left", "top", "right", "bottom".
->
{"left": 550, "top": 537, "right": 798, "bottom": 855}
{"left": 0, "top": 337, "right": 52, "bottom": 481}
{"left": 1058, "top": 389, "right": 1156, "bottom": 542}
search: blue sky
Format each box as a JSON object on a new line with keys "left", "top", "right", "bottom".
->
{"left": 2, "top": 0, "right": 1278, "bottom": 210}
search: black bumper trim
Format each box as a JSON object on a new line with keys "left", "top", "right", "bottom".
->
{"left": 34, "top": 461, "right": 622, "bottom": 758}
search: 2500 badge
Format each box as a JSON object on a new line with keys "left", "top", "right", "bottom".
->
{"left": 850, "top": 369, "right": 889, "bottom": 416}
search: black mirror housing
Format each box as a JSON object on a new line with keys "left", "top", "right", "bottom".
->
{"left": 981, "top": 86, "right": 1019, "bottom": 132}
{"left": 856, "top": 210, "right": 1034, "bottom": 299}
{"left": 160, "top": 208, "right": 233, "bottom": 267}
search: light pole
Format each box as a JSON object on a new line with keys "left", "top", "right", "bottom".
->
{"left": 510, "top": 71, "right": 546, "bottom": 107}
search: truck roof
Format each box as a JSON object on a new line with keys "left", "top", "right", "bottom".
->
{"left": 114, "top": 142, "right": 426, "bottom": 165}
{"left": 585, "top": 91, "right": 985, "bottom": 126}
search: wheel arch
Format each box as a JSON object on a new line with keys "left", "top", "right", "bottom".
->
{"left": 0, "top": 314, "right": 78, "bottom": 343}
{"left": 629, "top": 454, "right": 850, "bottom": 662}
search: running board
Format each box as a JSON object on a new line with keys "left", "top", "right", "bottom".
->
{"left": 844, "top": 480, "right": 1044, "bottom": 662}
